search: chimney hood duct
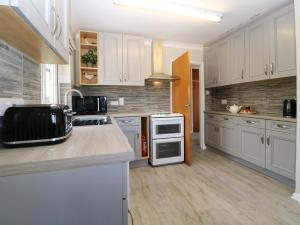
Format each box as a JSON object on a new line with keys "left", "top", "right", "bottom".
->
{"left": 146, "top": 40, "right": 179, "bottom": 81}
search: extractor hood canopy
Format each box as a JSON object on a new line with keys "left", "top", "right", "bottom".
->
{"left": 146, "top": 40, "right": 179, "bottom": 81}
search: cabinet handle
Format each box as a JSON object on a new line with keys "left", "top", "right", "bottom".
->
{"left": 270, "top": 63, "right": 274, "bottom": 75}
{"left": 119, "top": 73, "right": 122, "bottom": 83}
{"left": 261, "top": 135, "right": 264, "bottom": 144}
{"left": 223, "top": 118, "right": 229, "bottom": 121}
{"left": 137, "top": 132, "right": 140, "bottom": 139}
{"left": 241, "top": 69, "right": 244, "bottom": 79}
{"left": 266, "top": 136, "right": 270, "bottom": 146}
{"left": 124, "top": 73, "right": 127, "bottom": 82}
{"left": 51, "top": 6, "right": 58, "bottom": 35}
{"left": 277, "top": 124, "right": 289, "bottom": 129}
{"left": 246, "top": 120, "right": 256, "bottom": 124}
{"left": 56, "top": 15, "right": 62, "bottom": 40}
{"left": 264, "top": 64, "right": 268, "bottom": 76}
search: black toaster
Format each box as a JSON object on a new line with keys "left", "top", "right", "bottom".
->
{"left": 2, "top": 104, "right": 73, "bottom": 147}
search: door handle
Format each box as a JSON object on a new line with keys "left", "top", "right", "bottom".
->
{"left": 261, "top": 135, "right": 264, "bottom": 144}
{"left": 266, "top": 136, "right": 270, "bottom": 146}
{"left": 264, "top": 64, "right": 268, "bottom": 76}
{"left": 270, "top": 63, "right": 274, "bottom": 75}
{"left": 185, "top": 104, "right": 191, "bottom": 108}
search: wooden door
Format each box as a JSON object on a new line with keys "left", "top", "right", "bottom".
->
{"left": 247, "top": 19, "right": 269, "bottom": 81}
{"left": 266, "top": 130, "right": 296, "bottom": 179}
{"left": 172, "top": 52, "right": 191, "bottom": 165}
{"left": 240, "top": 126, "right": 266, "bottom": 168}
{"left": 192, "top": 69, "right": 200, "bottom": 132}
{"left": 230, "top": 30, "right": 246, "bottom": 83}
{"left": 269, "top": 5, "right": 296, "bottom": 79}
{"left": 123, "top": 35, "right": 145, "bottom": 86}
{"left": 99, "top": 32, "right": 123, "bottom": 85}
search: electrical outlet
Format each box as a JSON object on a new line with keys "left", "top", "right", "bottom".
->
{"left": 0, "top": 98, "right": 24, "bottom": 116}
{"left": 221, "top": 99, "right": 228, "bottom": 105}
{"left": 110, "top": 101, "right": 119, "bottom": 106}
{"left": 119, "top": 97, "right": 124, "bottom": 106}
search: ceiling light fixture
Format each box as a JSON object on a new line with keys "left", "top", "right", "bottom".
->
{"left": 112, "top": 0, "right": 223, "bottom": 22}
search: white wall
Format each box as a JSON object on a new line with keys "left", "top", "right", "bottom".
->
{"left": 162, "top": 41, "right": 203, "bottom": 74}
{"left": 294, "top": 0, "right": 300, "bottom": 201}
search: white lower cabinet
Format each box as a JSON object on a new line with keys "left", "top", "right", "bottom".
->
{"left": 205, "top": 121, "right": 220, "bottom": 148}
{"left": 219, "top": 123, "right": 239, "bottom": 157}
{"left": 266, "top": 125, "right": 296, "bottom": 179}
{"left": 239, "top": 126, "right": 266, "bottom": 168}
{"left": 205, "top": 113, "right": 296, "bottom": 180}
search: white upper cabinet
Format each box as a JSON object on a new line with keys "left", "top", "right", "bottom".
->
{"left": 53, "top": 0, "right": 69, "bottom": 62}
{"left": 204, "top": 45, "right": 218, "bottom": 88}
{"left": 216, "top": 39, "right": 230, "bottom": 85}
{"left": 99, "top": 33, "right": 123, "bottom": 85}
{"left": 98, "top": 33, "right": 145, "bottom": 86}
{"left": 246, "top": 19, "right": 269, "bottom": 82}
{"left": 3, "top": 0, "right": 69, "bottom": 63}
{"left": 269, "top": 5, "right": 296, "bottom": 79}
{"left": 230, "top": 30, "right": 246, "bottom": 83}
{"left": 123, "top": 35, "right": 145, "bottom": 86}
{"left": 204, "top": 4, "right": 296, "bottom": 88}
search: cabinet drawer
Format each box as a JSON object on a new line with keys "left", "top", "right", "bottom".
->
{"left": 238, "top": 117, "right": 265, "bottom": 128}
{"left": 218, "top": 115, "right": 238, "bottom": 124}
{"left": 205, "top": 114, "right": 218, "bottom": 121}
{"left": 266, "top": 120, "right": 296, "bottom": 134}
{"left": 115, "top": 117, "right": 141, "bottom": 126}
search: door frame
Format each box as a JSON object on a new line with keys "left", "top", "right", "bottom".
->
{"left": 190, "top": 65, "right": 199, "bottom": 133}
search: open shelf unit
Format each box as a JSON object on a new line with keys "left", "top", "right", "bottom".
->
{"left": 141, "top": 117, "right": 149, "bottom": 159}
{"left": 79, "top": 31, "right": 99, "bottom": 85}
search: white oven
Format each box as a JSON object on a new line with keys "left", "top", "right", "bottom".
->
{"left": 151, "top": 116, "right": 184, "bottom": 139}
{"left": 150, "top": 113, "right": 185, "bottom": 166}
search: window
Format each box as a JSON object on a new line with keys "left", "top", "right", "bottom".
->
{"left": 41, "top": 64, "right": 58, "bottom": 104}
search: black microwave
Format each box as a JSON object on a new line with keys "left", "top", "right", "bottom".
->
{"left": 72, "top": 96, "right": 107, "bottom": 115}
{"left": 2, "top": 104, "right": 72, "bottom": 147}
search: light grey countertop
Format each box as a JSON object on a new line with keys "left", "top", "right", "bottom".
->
{"left": 205, "top": 111, "right": 297, "bottom": 123}
{"left": 0, "top": 117, "right": 134, "bottom": 177}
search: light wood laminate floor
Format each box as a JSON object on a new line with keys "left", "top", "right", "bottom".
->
{"left": 129, "top": 140, "right": 300, "bottom": 225}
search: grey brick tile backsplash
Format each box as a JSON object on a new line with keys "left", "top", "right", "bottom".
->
{"left": 206, "top": 77, "right": 296, "bottom": 115}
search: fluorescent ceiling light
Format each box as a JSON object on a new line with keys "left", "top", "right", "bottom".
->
{"left": 112, "top": 0, "right": 223, "bottom": 22}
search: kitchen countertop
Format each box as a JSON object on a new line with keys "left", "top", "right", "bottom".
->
{"left": 205, "top": 111, "right": 297, "bottom": 123}
{"left": 109, "top": 111, "right": 170, "bottom": 117}
{"left": 0, "top": 118, "right": 134, "bottom": 177}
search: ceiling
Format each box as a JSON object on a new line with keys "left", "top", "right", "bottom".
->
{"left": 70, "top": 0, "right": 292, "bottom": 44}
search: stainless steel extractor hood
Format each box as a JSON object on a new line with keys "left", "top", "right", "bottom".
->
{"left": 146, "top": 40, "right": 179, "bottom": 81}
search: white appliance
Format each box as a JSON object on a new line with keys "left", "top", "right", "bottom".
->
{"left": 150, "top": 113, "right": 184, "bottom": 166}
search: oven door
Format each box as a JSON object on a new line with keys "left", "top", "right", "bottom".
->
{"left": 151, "top": 137, "right": 184, "bottom": 166}
{"left": 151, "top": 117, "right": 184, "bottom": 139}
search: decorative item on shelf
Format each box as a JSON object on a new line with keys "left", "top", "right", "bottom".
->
{"left": 83, "top": 36, "right": 89, "bottom": 44}
{"left": 81, "top": 49, "right": 97, "bottom": 67}
{"left": 239, "top": 106, "right": 257, "bottom": 114}
{"left": 226, "top": 104, "right": 242, "bottom": 114}
{"left": 83, "top": 72, "right": 96, "bottom": 80}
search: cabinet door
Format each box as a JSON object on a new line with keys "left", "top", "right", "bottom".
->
{"left": 240, "top": 126, "right": 266, "bottom": 168}
{"left": 266, "top": 130, "right": 296, "bottom": 179}
{"left": 219, "top": 123, "right": 239, "bottom": 157}
{"left": 216, "top": 39, "right": 230, "bottom": 85}
{"left": 204, "top": 46, "right": 217, "bottom": 87}
{"left": 123, "top": 35, "right": 145, "bottom": 86}
{"left": 269, "top": 5, "right": 296, "bottom": 79}
{"left": 205, "top": 121, "right": 220, "bottom": 148}
{"left": 99, "top": 33, "right": 123, "bottom": 85}
{"left": 54, "top": 0, "right": 69, "bottom": 63}
{"left": 15, "top": 0, "right": 55, "bottom": 46}
{"left": 247, "top": 20, "right": 269, "bottom": 81}
{"left": 120, "top": 126, "right": 140, "bottom": 160}
{"left": 230, "top": 30, "right": 246, "bottom": 83}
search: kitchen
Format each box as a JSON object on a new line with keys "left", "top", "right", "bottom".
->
{"left": 1, "top": 0, "right": 300, "bottom": 225}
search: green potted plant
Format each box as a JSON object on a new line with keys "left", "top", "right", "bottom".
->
{"left": 81, "top": 49, "right": 97, "bottom": 67}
